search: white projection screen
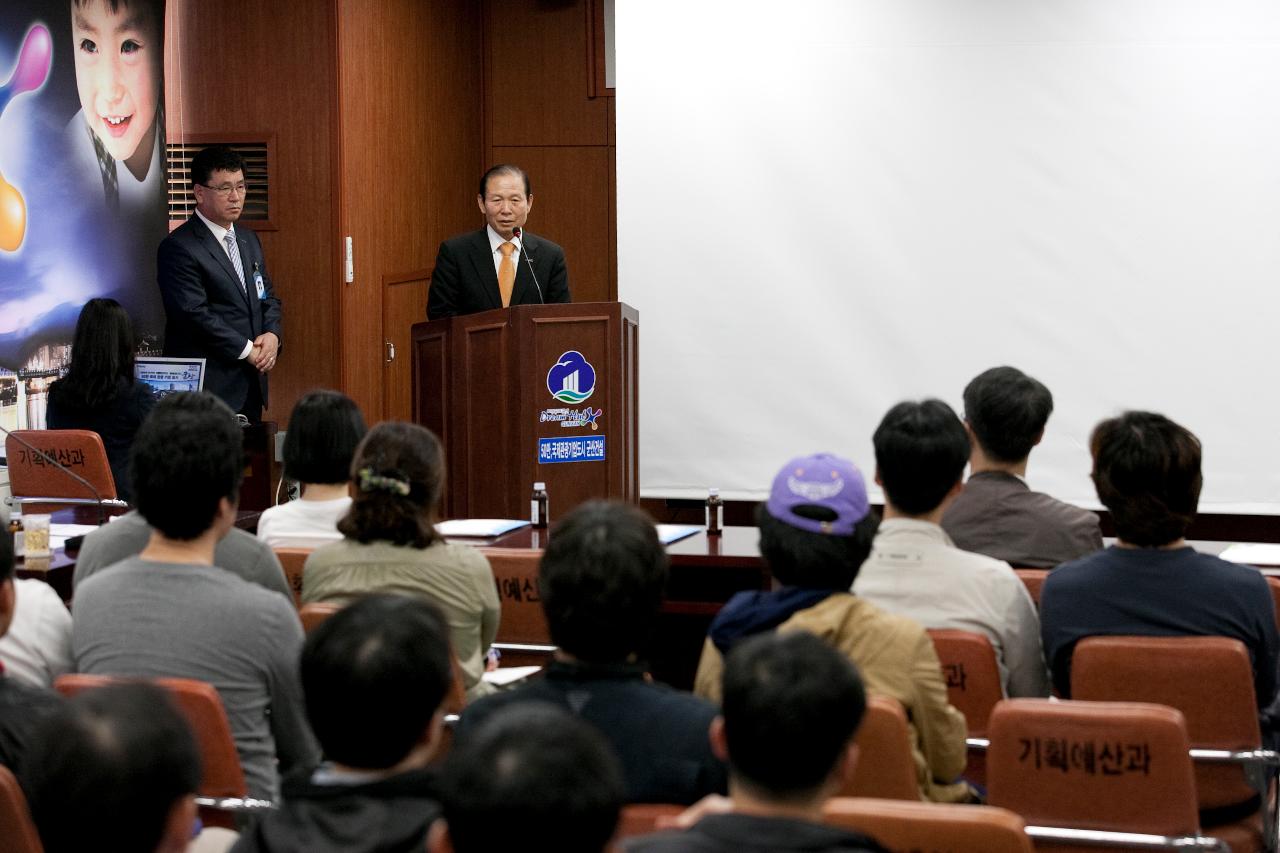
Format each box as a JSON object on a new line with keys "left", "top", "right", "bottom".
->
{"left": 615, "top": 0, "right": 1280, "bottom": 513}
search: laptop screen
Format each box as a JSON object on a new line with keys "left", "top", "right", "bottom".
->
{"left": 134, "top": 356, "right": 206, "bottom": 398}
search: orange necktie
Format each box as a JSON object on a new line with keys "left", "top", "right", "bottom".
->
{"left": 499, "top": 242, "right": 516, "bottom": 307}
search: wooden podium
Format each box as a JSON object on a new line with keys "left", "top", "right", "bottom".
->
{"left": 411, "top": 302, "right": 638, "bottom": 520}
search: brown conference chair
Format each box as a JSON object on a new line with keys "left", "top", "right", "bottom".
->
{"left": 482, "top": 547, "right": 556, "bottom": 666}
{"left": 986, "top": 698, "right": 1228, "bottom": 852}
{"left": 840, "top": 695, "right": 920, "bottom": 801}
{"left": 823, "top": 797, "right": 1033, "bottom": 853}
{"left": 1071, "top": 635, "right": 1277, "bottom": 852}
{"left": 54, "top": 673, "right": 255, "bottom": 829}
{"left": 298, "top": 601, "right": 341, "bottom": 633}
{"left": 614, "top": 803, "right": 685, "bottom": 840}
{"left": 929, "top": 628, "right": 1004, "bottom": 787}
{"left": 1013, "top": 568, "right": 1050, "bottom": 608}
{"left": 5, "top": 429, "right": 121, "bottom": 515}
{"left": 0, "top": 764, "right": 42, "bottom": 853}
{"left": 272, "top": 547, "right": 310, "bottom": 607}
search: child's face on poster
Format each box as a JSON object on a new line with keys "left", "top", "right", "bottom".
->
{"left": 71, "top": 0, "right": 161, "bottom": 167}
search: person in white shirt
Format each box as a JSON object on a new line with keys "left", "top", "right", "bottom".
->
{"left": 257, "top": 390, "right": 366, "bottom": 549}
{"left": 854, "top": 399, "right": 1051, "bottom": 699}
{"left": 0, "top": 578, "right": 72, "bottom": 688}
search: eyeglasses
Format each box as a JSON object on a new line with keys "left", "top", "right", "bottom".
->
{"left": 200, "top": 182, "right": 247, "bottom": 197}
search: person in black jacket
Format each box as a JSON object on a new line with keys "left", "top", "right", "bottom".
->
{"left": 46, "top": 297, "right": 155, "bottom": 502}
{"left": 231, "top": 594, "right": 454, "bottom": 853}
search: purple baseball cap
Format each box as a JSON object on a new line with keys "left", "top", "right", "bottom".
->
{"left": 766, "top": 453, "right": 870, "bottom": 536}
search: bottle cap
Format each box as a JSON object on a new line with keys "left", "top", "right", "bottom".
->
{"left": 708, "top": 487, "right": 720, "bottom": 497}
{"left": 533, "top": 482, "right": 546, "bottom": 491}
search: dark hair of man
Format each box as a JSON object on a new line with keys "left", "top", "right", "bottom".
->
{"left": 130, "top": 391, "right": 243, "bottom": 540}
{"left": 440, "top": 703, "right": 623, "bottom": 853}
{"left": 0, "top": 519, "right": 12, "bottom": 583}
{"left": 1090, "top": 411, "right": 1202, "bottom": 547}
{"left": 963, "top": 366, "right": 1054, "bottom": 463}
{"left": 873, "top": 399, "right": 970, "bottom": 515}
{"left": 283, "top": 390, "right": 367, "bottom": 484}
{"left": 48, "top": 298, "right": 136, "bottom": 411}
{"left": 301, "top": 594, "right": 452, "bottom": 769}
{"left": 722, "top": 631, "right": 866, "bottom": 800}
{"left": 190, "top": 145, "right": 246, "bottom": 188}
{"left": 478, "top": 164, "right": 531, "bottom": 198}
{"left": 756, "top": 503, "right": 878, "bottom": 590}
{"left": 338, "top": 421, "right": 443, "bottom": 549}
{"left": 539, "top": 500, "right": 668, "bottom": 663}
{"left": 24, "top": 682, "right": 200, "bottom": 853}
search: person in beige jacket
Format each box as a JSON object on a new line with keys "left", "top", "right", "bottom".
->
{"left": 693, "top": 453, "right": 971, "bottom": 803}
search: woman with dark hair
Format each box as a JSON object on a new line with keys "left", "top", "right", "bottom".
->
{"left": 256, "top": 390, "right": 366, "bottom": 548}
{"left": 46, "top": 298, "right": 155, "bottom": 502}
{"left": 301, "top": 421, "right": 499, "bottom": 699}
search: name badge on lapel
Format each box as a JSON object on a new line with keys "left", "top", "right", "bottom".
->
{"left": 253, "top": 262, "right": 266, "bottom": 300}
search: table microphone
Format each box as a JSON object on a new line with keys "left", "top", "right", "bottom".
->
{"left": 512, "top": 227, "right": 545, "bottom": 304}
{"left": 0, "top": 423, "right": 114, "bottom": 527}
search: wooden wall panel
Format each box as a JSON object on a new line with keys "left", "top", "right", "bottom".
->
{"left": 484, "top": 0, "right": 618, "bottom": 304}
{"left": 491, "top": 146, "right": 611, "bottom": 305}
{"left": 337, "top": 0, "right": 483, "bottom": 418}
{"left": 165, "top": 0, "right": 340, "bottom": 423}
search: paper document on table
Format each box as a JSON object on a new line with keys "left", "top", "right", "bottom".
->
{"left": 482, "top": 666, "right": 542, "bottom": 686}
{"left": 656, "top": 524, "right": 701, "bottom": 545}
{"left": 50, "top": 523, "right": 98, "bottom": 550}
{"left": 1218, "top": 544, "right": 1280, "bottom": 567}
{"left": 436, "top": 519, "right": 529, "bottom": 538}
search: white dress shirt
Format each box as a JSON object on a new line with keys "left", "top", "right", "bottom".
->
{"left": 487, "top": 224, "right": 523, "bottom": 279}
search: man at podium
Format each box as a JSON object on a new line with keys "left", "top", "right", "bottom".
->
{"left": 427, "top": 165, "right": 571, "bottom": 319}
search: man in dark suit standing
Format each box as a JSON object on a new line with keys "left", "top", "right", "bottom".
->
{"left": 157, "top": 146, "right": 282, "bottom": 421}
{"left": 427, "top": 165, "right": 570, "bottom": 319}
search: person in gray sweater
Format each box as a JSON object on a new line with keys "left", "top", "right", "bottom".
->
{"left": 72, "top": 392, "right": 318, "bottom": 801}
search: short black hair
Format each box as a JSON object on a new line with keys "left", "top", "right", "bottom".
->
{"left": 1090, "top": 411, "right": 1202, "bottom": 547}
{"left": 722, "top": 631, "right": 866, "bottom": 800}
{"left": 338, "top": 421, "right": 444, "bottom": 548}
{"left": 756, "top": 503, "right": 878, "bottom": 590}
{"left": 190, "top": 145, "right": 246, "bottom": 188}
{"left": 873, "top": 399, "right": 970, "bottom": 515}
{"left": 539, "top": 500, "right": 668, "bottom": 663}
{"left": 24, "top": 682, "right": 200, "bottom": 853}
{"left": 301, "top": 594, "right": 453, "bottom": 769}
{"left": 478, "top": 164, "right": 531, "bottom": 197}
{"left": 963, "top": 366, "right": 1054, "bottom": 464}
{"left": 441, "top": 703, "right": 623, "bottom": 853}
{"left": 283, "top": 390, "right": 366, "bottom": 484}
{"left": 130, "top": 391, "right": 243, "bottom": 540}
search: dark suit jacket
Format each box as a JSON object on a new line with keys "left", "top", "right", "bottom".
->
{"left": 941, "top": 470, "right": 1103, "bottom": 568}
{"left": 157, "top": 216, "right": 283, "bottom": 412}
{"left": 427, "top": 228, "right": 570, "bottom": 319}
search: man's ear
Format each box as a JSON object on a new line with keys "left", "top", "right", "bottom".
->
{"left": 832, "top": 741, "right": 860, "bottom": 789}
{"left": 708, "top": 716, "right": 729, "bottom": 763}
{"left": 873, "top": 468, "right": 883, "bottom": 488}
{"left": 1032, "top": 428, "right": 1045, "bottom": 449}
{"left": 156, "top": 796, "right": 197, "bottom": 853}
{"left": 428, "top": 819, "right": 454, "bottom": 853}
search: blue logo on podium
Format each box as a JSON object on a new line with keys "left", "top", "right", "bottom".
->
{"left": 547, "top": 351, "right": 597, "bottom": 404}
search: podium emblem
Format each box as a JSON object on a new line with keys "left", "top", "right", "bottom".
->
{"left": 547, "top": 351, "right": 597, "bottom": 404}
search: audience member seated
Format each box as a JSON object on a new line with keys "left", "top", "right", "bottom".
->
{"left": 256, "top": 390, "right": 366, "bottom": 548}
{"left": 854, "top": 400, "right": 1050, "bottom": 698}
{"left": 1040, "top": 411, "right": 1279, "bottom": 719}
{"left": 941, "top": 366, "right": 1103, "bottom": 567}
{"left": 431, "top": 703, "right": 624, "bottom": 853}
{"left": 22, "top": 682, "right": 200, "bottom": 853}
{"left": 461, "top": 500, "right": 727, "bottom": 804}
{"left": 45, "top": 297, "right": 156, "bottom": 502}
{"left": 0, "top": 572, "right": 71, "bottom": 688}
{"left": 231, "top": 594, "right": 451, "bottom": 853}
{"left": 0, "top": 532, "right": 64, "bottom": 777}
{"left": 628, "top": 632, "right": 889, "bottom": 853}
{"left": 693, "top": 453, "right": 970, "bottom": 803}
{"left": 73, "top": 507, "right": 291, "bottom": 600}
{"left": 73, "top": 392, "right": 319, "bottom": 800}
{"left": 301, "top": 421, "right": 498, "bottom": 700}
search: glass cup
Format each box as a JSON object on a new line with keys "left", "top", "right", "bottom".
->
{"left": 22, "top": 513, "right": 51, "bottom": 558}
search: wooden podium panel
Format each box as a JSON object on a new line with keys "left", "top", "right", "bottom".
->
{"left": 412, "top": 302, "right": 638, "bottom": 520}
